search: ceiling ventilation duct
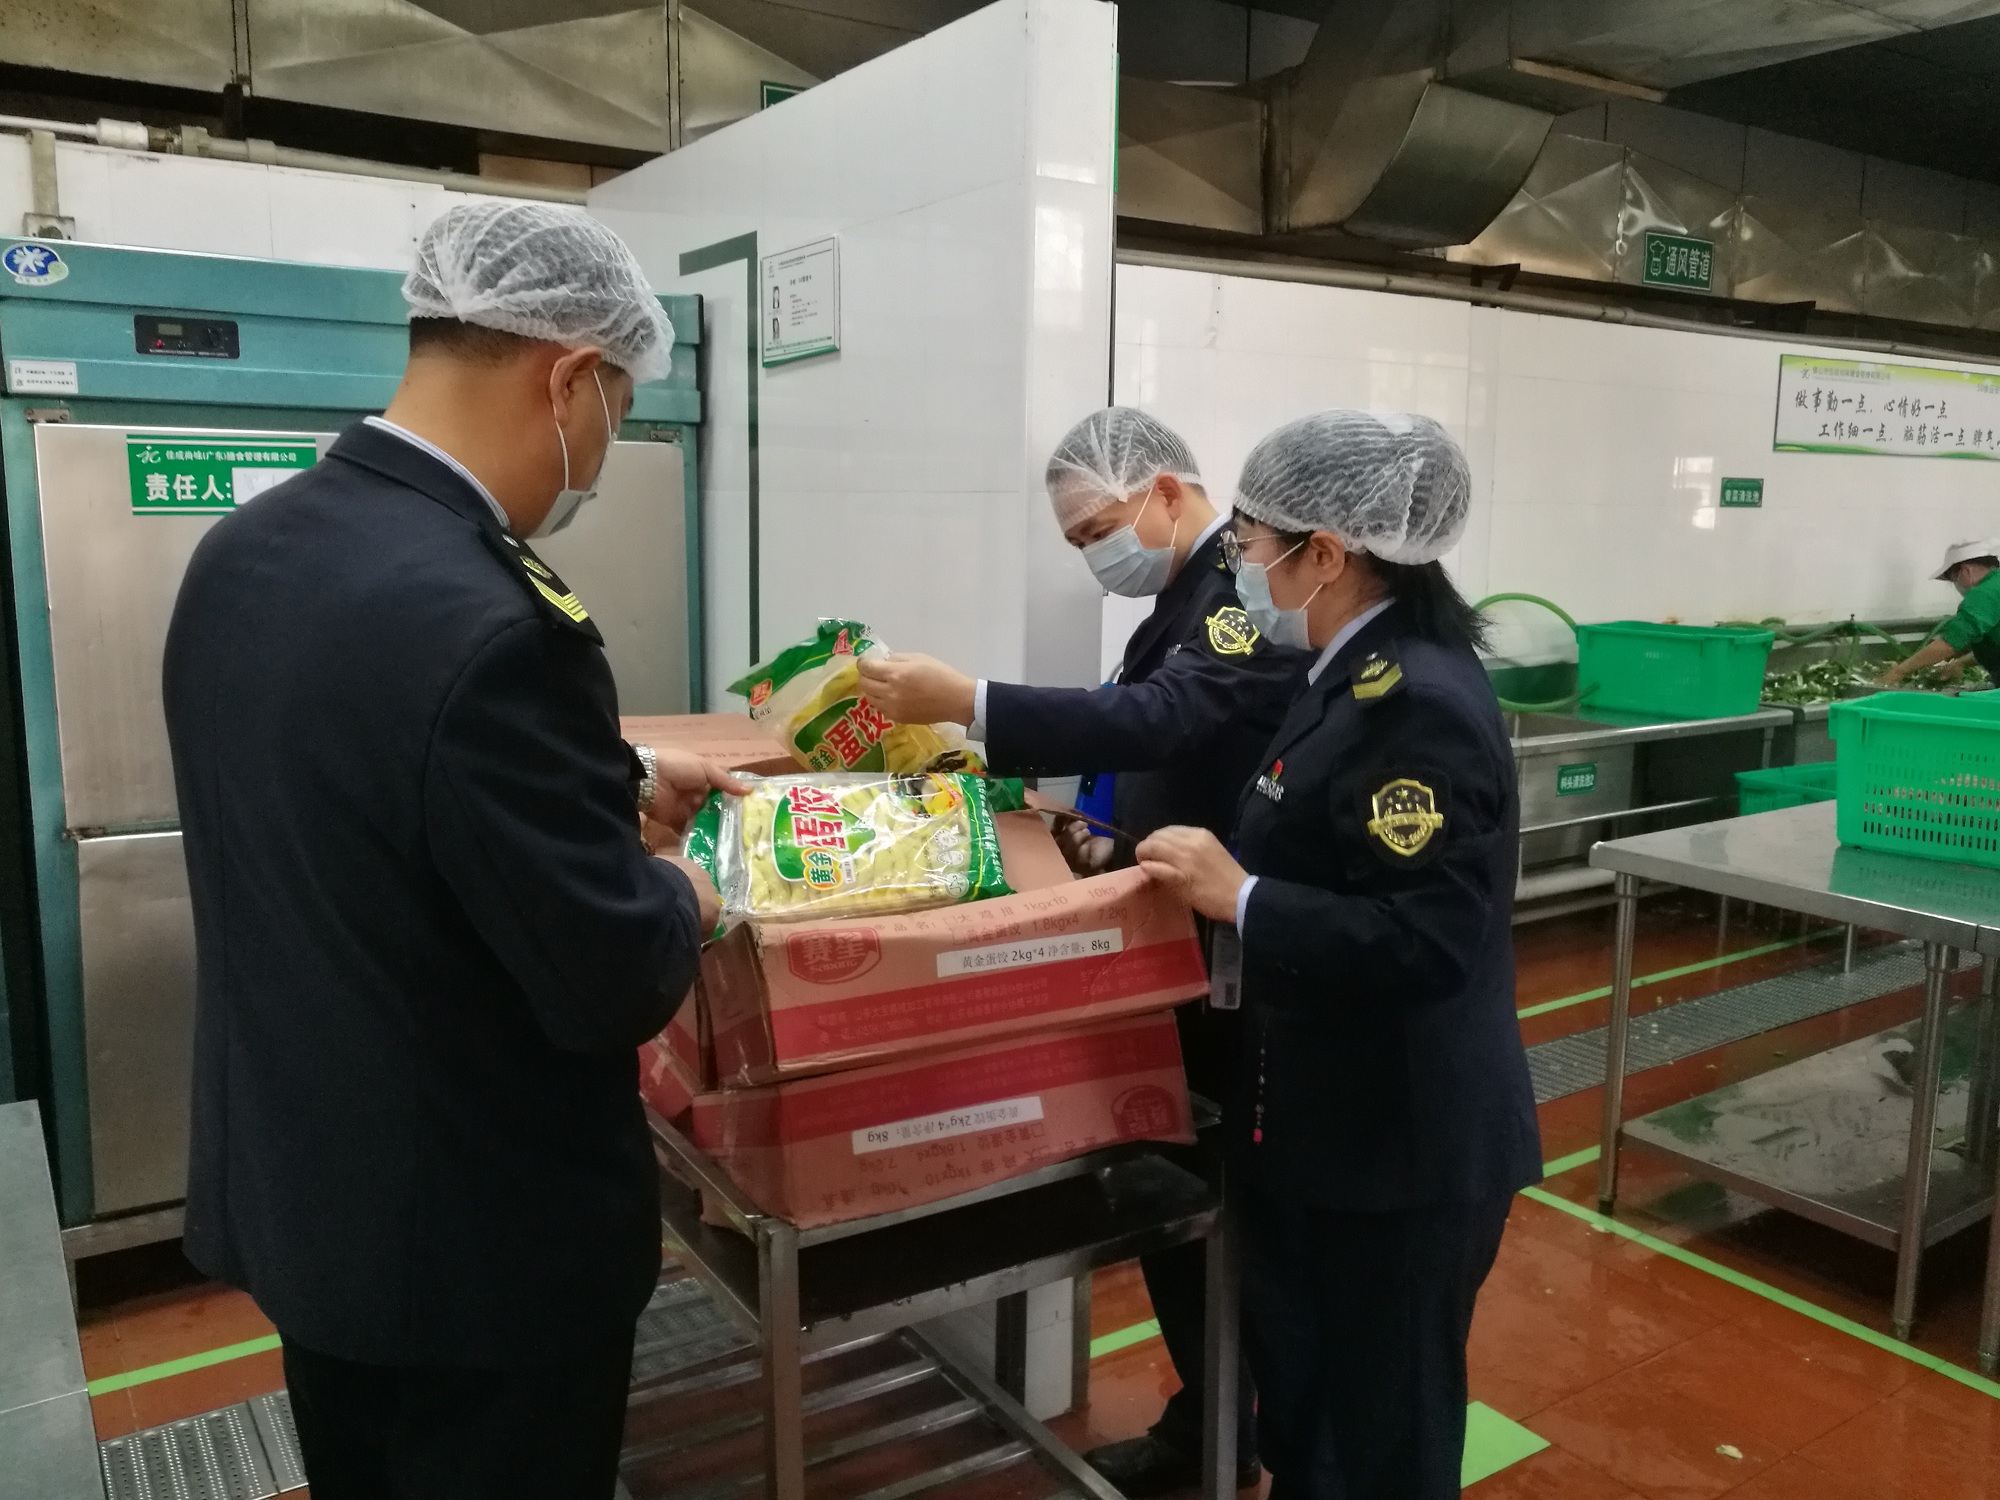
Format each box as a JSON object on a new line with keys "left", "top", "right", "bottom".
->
{"left": 1268, "top": 0, "right": 1554, "bottom": 247}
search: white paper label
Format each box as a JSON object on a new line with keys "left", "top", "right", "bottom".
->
{"left": 935, "top": 927, "right": 1122, "bottom": 980}
{"left": 231, "top": 467, "right": 296, "bottom": 503}
{"left": 852, "top": 1095, "right": 1044, "bottom": 1155}
{"left": 9, "top": 359, "right": 77, "bottom": 395}
{"left": 1209, "top": 926, "right": 1242, "bottom": 1011}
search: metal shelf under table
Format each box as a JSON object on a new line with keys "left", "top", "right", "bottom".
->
{"left": 644, "top": 1108, "right": 1237, "bottom": 1500}
{"left": 1590, "top": 802, "right": 2000, "bottom": 1367}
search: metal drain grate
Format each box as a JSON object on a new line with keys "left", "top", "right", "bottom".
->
{"left": 100, "top": 1391, "right": 303, "bottom": 1500}
{"left": 1527, "top": 939, "right": 1977, "bottom": 1104}
{"left": 631, "top": 1270, "right": 750, "bottom": 1385}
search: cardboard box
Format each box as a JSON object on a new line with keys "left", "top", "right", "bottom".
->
{"left": 692, "top": 1011, "right": 1193, "bottom": 1227}
{"left": 638, "top": 1015, "right": 697, "bottom": 1128}
{"left": 625, "top": 712, "right": 1208, "bottom": 1087}
{"left": 703, "top": 857, "right": 1208, "bottom": 1086}
{"left": 623, "top": 713, "right": 788, "bottom": 772}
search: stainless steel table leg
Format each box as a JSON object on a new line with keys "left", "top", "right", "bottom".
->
{"left": 1968, "top": 957, "right": 2000, "bottom": 1175}
{"left": 1597, "top": 872, "right": 1641, "bottom": 1214}
{"left": 1983, "top": 1116, "right": 2000, "bottom": 1376}
{"left": 1843, "top": 924, "right": 1858, "bottom": 975}
{"left": 1716, "top": 894, "right": 1729, "bottom": 950}
{"left": 1201, "top": 1197, "right": 1240, "bottom": 1500}
{"left": 759, "top": 1220, "right": 805, "bottom": 1500}
{"left": 994, "top": 1290, "right": 1029, "bottom": 1403}
{"left": 1892, "top": 943, "right": 1954, "bottom": 1342}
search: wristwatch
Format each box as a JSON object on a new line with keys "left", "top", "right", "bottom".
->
{"left": 634, "top": 743, "right": 659, "bottom": 818}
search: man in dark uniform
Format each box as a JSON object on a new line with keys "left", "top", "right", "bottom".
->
{"left": 163, "top": 203, "right": 731, "bottom": 1500}
{"left": 859, "top": 407, "right": 1303, "bottom": 1494}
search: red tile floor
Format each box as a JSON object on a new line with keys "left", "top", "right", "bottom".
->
{"left": 72, "top": 892, "right": 2000, "bottom": 1498}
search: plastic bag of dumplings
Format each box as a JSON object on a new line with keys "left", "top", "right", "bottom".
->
{"left": 685, "top": 770, "right": 1025, "bottom": 922}
{"left": 729, "top": 620, "right": 981, "bottom": 774}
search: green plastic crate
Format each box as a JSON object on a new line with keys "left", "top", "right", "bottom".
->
{"left": 1828, "top": 692, "right": 2000, "bottom": 868}
{"left": 1575, "top": 621, "right": 1777, "bottom": 720}
{"left": 1736, "top": 761, "right": 1838, "bottom": 814}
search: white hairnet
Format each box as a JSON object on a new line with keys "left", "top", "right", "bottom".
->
{"left": 404, "top": 202, "right": 675, "bottom": 383}
{"left": 1044, "top": 407, "right": 1203, "bottom": 529}
{"left": 1234, "top": 410, "right": 1469, "bottom": 565}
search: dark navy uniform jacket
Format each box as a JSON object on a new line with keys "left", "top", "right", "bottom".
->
{"left": 1231, "top": 602, "right": 1541, "bottom": 1210}
{"left": 163, "top": 421, "right": 703, "bottom": 1369}
{"left": 984, "top": 527, "right": 1305, "bottom": 852}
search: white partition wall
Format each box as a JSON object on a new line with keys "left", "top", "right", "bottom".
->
{"left": 1115, "top": 262, "right": 2000, "bottom": 636}
{"left": 591, "top": 0, "right": 1118, "bottom": 709}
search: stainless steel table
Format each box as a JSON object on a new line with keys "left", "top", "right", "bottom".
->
{"left": 643, "top": 1109, "right": 1237, "bottom": 1500}
{"left": 0, "top": 1100, "right": 103, "bottom": 1500}
{"left": 1589, "top": 802, "right": 2000, "bottom": 1365}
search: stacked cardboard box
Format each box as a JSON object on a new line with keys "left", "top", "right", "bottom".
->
{"left": 628, "top": 714, "right": 1209, "bottom": 1228}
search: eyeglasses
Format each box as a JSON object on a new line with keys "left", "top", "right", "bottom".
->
{"left": 1221, "top": 529, "right": 1291, "bottom": 575}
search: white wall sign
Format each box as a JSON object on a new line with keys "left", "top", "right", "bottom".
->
{"left": 1774, "top": 353, "right": 2000, "bottom": 459}
{"left": 759, "top": 237, "right": 840, "bottom": 367}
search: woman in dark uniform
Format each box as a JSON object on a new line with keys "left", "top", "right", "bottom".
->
{"left": 1137, "top": 410, "right": 1541, "bottom": 1500}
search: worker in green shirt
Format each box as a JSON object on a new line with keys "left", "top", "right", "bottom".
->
{"left": 1879, "top": 539, "right": 2000, "bottom": 685}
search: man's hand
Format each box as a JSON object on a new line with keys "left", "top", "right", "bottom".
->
{"left": 855, "top": 652, "right": 977, "bottom": 727}
{"left": 1054, "top": 815, "right": 1116, "bottom": 876}
{"left": 661, "top": 854, "right": 722, "bottom": 934}
{"left": 645, "top": 746, "right": 750, "bottom": 838}
{"left": 1878, "top": 637, "right": 1957, "bottom": 686}
{"left": 1135, "top": 825, "right": 1247, "bottom": 923}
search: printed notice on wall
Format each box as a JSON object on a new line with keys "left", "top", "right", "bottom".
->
{"left": 1775, "top": 354, "right": 2000, "bottom": 460}
{"left": 760, "top": 237, "right": 840, "bottom": 367}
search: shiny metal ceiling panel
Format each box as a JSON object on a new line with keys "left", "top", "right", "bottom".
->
{"left": 1512, "top": 0, "right": 2000, "bottom": 91}
{"left": 0, "top": 0, "right": 237, "bottom": 93}
{"left": 1451, "top": 133, "right": 1626, "bottom": 282}
{"left": 1618, "top": 152, "right": 1739, "bottom": 287}
{"left": 1732, "top": 192, "right": 1866, "bottom": 311}
{"left": 248, "top": 0, "right": 670, "bottom": 152}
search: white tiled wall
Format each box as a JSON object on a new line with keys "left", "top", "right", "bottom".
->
{"left": 594, "top": 0, "right": 1117, "bottom": 709}
{"left": 1114, "top": 263, "right": 2000, "bottom": 644}
{"left": 0, "top": 134, "right": 538, "bottom": 271}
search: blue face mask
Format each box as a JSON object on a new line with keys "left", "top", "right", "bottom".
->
{"left": 1235, "top": 540, "right": 1321, "bottom": 651}
{"left": 1080, "top": 492, "right": 1177, "bottom": 598}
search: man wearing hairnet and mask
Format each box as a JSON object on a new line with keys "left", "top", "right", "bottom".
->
{"left": 163, "top": 203, "right": 736, "bottom": 1499}
{"left": 1137, "top": 412, "right": 1539, "bottom": 1500}
{"left": 861, "top": 407, "right": 1301, "bottom": 1495}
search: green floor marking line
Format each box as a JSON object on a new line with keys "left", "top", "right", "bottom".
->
{"left": 1518, "top": 1185, "right": 2000, "bottom": 1402}
{"left": 1517, "top": 928, "right": 1841, "bottom": 1020}
{"left": 1539, "top": 1144, "right": 1601, "bottom": 1178}
{"left": 1460, "top": 1400, "right": 1548, "bottom": 1488}
{"left": 1089, "top": 1318, "right": 1161, "bottom": 1359}
{"left": 86, "top": 1333, "right": 283, "bottom": 1397}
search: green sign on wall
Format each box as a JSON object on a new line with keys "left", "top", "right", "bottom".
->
{"left": 1641, "top": 231, "right": 1715, "bottom": 292}
{"left": 127, "top": 435, "right": 317, "bottom": 516}
{"left": 1720, "top": 477, "right": 1763, "bottom": 508}
{"left": 1557, "top": 763, "right": 1598, "bottom": 796}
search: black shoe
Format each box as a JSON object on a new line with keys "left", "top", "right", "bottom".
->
{"left": 1082, "top": 1434, "right": 1263, "bottom": 1496}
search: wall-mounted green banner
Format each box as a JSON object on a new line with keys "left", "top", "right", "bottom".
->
{"left": 1776, "top": 354, "right": 2000, "bottom": 459}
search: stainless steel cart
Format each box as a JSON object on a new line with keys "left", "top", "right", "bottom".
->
{"left": 641, "top": 1109, "right": 1238, "bottom": 1500}
{"left": 1589, "top": 802, "right": 2000, "bottom": 1367}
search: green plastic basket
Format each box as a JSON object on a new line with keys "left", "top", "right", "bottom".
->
{"left": 1575, "top": 622, "right": 1777, "bottom": 720}
{"left": 1735, "top": 761, "right": 1838, "bottom": 815}
{"left": 1828, "top": 692, "right": 2000, "bottom": 868}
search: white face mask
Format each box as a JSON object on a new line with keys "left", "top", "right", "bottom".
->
{"left": 1080, "top": 491, "right": 1178, "bottom": 598}
{"left": 1235, "top": 539, "right": 1322, "bottom": 651}
{"left": 532, "top": 369, "right": 615, "bottom": 540}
